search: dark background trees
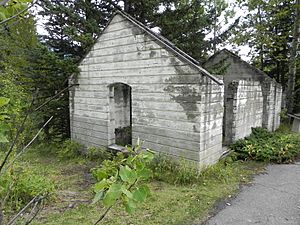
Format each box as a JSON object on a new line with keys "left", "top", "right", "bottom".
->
{"left": 0, "top": 0, "right": 299, "bottom": 143}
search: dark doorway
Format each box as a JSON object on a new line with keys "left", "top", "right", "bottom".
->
{"left": 108, "top": 83, "right": 132, "bottom": 146}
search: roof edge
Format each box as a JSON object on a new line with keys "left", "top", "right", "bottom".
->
{"left": 115, "top": 10, "right": 223, "bottom": 85}
{"left": 206, "top": 48, "right": 280, "bottom": 85}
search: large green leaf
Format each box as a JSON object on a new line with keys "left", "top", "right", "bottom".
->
{"left": 94, "top": 179, "right": 109, "bottom": 192}
{"left": 119, "top": 165, "right": 137, "bottom": 183}
{"left": 123, "top": 198, "right": 136, "bottom": 214}
{"left": 92, "top": 190, "right": 104, "bottom": 204}
{"left": 136, "top": 167, "right": 152, "bottom": 180}
{"left": 102, "top": 183, "right": 122, "bottom": 207}
{"left": 132, "top": 185, "right": 150, "bottom": 203}
{"left": 121, "top": 185, "right": 133, "bottom": 199}
{"left": 142, "top": 151, "right": 155, "bottom": 162}
{"left": 0, "top": 12, "right": 6, "bottom": 20}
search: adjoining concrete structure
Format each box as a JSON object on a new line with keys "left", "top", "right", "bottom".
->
{"left": 288, "top": 113, "right": 300, "bottom": 133}
{"left": 204, "top": 49, "right": 282, "bottom": 144}
{"left": 69, "top": 11, "right": 224, "bottom": 167}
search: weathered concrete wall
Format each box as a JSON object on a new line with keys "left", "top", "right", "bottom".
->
{"left": 224, "top": 80, "right": 263, "bottom": 144}
{"left": 273, "top": 84, "right": 282, "bottom": 130}
{"left": 199, "top": 79, "right": 224, "bottom": 167}
{"left": 70, "top": 13, "right": 224, "bottom": 166}
{"left": 204, "top": 50, "right": 282, "bottom": 143}
{"left": 261, "top": 82, "right": 275, "bottom": 131}
{"left": 261, "top": 82, "right": 282, "bottom": 131}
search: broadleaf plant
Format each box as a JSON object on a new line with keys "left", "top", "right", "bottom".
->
{"left": 91, "top": 139, "right": 154, "bottom": 224}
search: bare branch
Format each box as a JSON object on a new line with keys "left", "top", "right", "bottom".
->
{"left": 0, "top": 0, "right": 35, "bottom": 26}
{"left": 0, "top": 84, "right": 76, "bottom": 174}
{"left": 34, "top": 84, "right": 78, "bottom": 112}
{"left": 93, "top": 205, "right": 113, "bottom": 225}
{"left": 6, "top": 195, "right": 46, "bottom": 225}
{"left": 0, "top": 116, "right": 53, "bottom": 175}
{"left": 24, "top": 197, "right": 44, "bottom": 225}
{"left": 0, "top": 93, "right": 36, "bottom": 174}
{"left": 6, "top": 196, "right": 37, "bottom": 225}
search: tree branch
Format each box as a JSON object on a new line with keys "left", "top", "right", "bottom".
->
{"left": 6, "top": 195, "right": 46, "bottom": 225}
{"left": 0, "top": 116, "right": 53, "bottom": 175}
{"left": 93, "top": 179, "right": 138, "bottom": 225}
{"left": 24, "top": 197, "right": 44, "bottom": 225}
{"left": 93, "top": 205, "right": 113, "bottom": 225}
{"left": 0, "top": 93, "right": 36, "bottom": 174}
{"left": 0, "top": 0, "right": 35, "bottom": 26}
{"left": 34, "top": 84, "right": 78, "bottom": 112}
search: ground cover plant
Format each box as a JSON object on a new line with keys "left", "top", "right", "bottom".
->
{"left": 0, "top": 141, "right": 264, "bottom": 225}
{"left": 230, "top": 127, "right": 300, "bottom": 163}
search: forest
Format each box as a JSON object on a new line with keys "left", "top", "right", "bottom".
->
{"left": 0, "top": 0, "right": 300, "bottom": 224}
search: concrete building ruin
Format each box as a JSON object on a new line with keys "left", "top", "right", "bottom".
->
{"left": 69, "top": 11, "right": 282, "bottom": 167}
{"left": 204, "top": 49, "right": 282, "bottom": 145}
{"left": 69, "top": 11, "right": 224, "bottom": 167}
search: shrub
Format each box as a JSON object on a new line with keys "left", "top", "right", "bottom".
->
{"left": 91, "top": 141, "right": 155, "bottom": 219}
{"left": 57, "top": 139, "right": 83, "bottom": 159}
{"left": 0, "top": 167, "right": 55, "bottom": 211}
{"left": 86, "top": 146, "right": 112, "bottom": 162}
{"left": 230, "top": 127, "right": 300, "bottom": 163}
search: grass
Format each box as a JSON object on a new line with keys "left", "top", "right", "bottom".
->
{"left": 1, "top": 144, "right": 265, "bottom": 225}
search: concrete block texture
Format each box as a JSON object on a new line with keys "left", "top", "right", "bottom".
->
{"left": 69, "top": 12, "right": 224, "bottom": 166}
{"left": 225, "top": 80, "right": 263, "bottom": 144}
{"left": 204, "top": 49, "right": 282, "bottom": 145}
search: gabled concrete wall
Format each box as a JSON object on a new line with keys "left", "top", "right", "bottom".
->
{"left": 204, "top": 50, "right": 282, "bottom": 144}
{"left": 70, "top": 13, "right": 224, "bottom": 166}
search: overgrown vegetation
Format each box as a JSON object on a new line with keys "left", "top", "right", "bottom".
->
{"left": 91, "top": 141, "right": 154, "bottom": 224}
{"left": 57, "top": 139, "right": 84, "bottom": 159}
{"left": 149, "top": 155, "right": 201, "bottom": 185}
{"left": 231, "top": 127, "right": 300, "bottom": 163}
{"left": 1, "top": 143, "right": 262, "bottom": 225}
{"left": 0, "top": 166, "right": 55, "bottom": 212}
{"left": 86, "top": 146, "right": 112, "bottom": 162}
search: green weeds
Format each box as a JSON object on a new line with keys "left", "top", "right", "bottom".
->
{"left": 0, "top": 165, "right": 55, "bottom": 212}
{"left": 57, "top": 139, "right": 84, "bottom": 159}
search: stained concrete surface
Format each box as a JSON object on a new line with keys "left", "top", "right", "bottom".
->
{"left": 205, "top": 161, "right": 300, "bottom": 225}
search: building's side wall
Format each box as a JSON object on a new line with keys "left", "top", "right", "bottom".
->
{"left": 234, "top": 80, "right": 263, "bottom": 140}
{"left": 204, "top": 52, "right": 282, "bottom": 137}
{"left": 261, "top": 82, "right": 275, "bottom": 131}
{"left": 273, "top": 84, "right": 282, "bottom": 130}
{"left": 70, "top": 14, "right": 223, "bottom": 164}
{"left": 199, "top": 78, "right": 224, "bottom": 167}
{"left": 292, "top": 118, "right": 300, "bottom": 132}
{"left": 223, "top": 81, "right": 238, "bottom": 145}
{"left": 226, "top": 80, "right": 263, "bottom": 142}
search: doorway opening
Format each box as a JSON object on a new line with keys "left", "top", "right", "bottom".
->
{"left": 108, "top": 83, "right": 132, "bottom": 146}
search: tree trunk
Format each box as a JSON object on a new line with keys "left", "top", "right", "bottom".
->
{"left": 286, "top": 0, "right": 300, "bottom": 113}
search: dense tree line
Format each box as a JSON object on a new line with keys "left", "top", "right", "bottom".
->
{"left": 0, "top": 0, "right": 299, "bottom": 143}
